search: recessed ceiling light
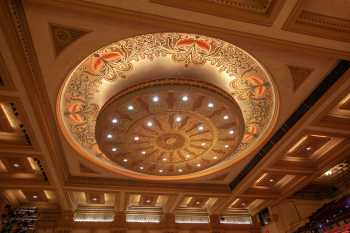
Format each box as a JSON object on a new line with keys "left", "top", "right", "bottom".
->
{"left": 141, "top": 151, "right": 146, "bottom": 155}
{"left": 208, "top": 102, "right": 214, "bottom": 108}
{"left": 33, "top": 195, "right": 38, "bottom": 199}
{"left": 134, "top": 136, "right": 140, "bottom": 141}
{"left": 229, "top": 130, "right": 235, "bottom": 135}
{"left": 146, "top": 121, "right": 153, "bottom": 127}
{"left": 175, "top": 116, "right": 182, "bottom": 122}
{"left": 269, "top": 179, "right": 274, "bottom": 183}
{"left": 159, "top": 169, "right": 163, "bottom": 173}
{"left": 224, "top": 145, "right": 229, "bottom": 148}
{"left": 196, "top": 163, "right": 201, "bottom": 167}
{"left": 123, "top": 158, "right": 128, "bottom": 162}
{"left": 128, "top": 105, "right": 134, "bottom": 111}
{"left": 241, "top": 202, "right": 246, "bottom": 206}
{"left": 198, "top": 125, "right": 204, "bottom": 131}
{"left": 152, "top": 96, "right": 159, "bottom": 102}
{"left": 201, "top": 142, "right": 206, "bottom": 146}
{"left": 107, "top": 133, "right": 113, "bottom": 139}
{"left": 92, "top": 197, "right": 97, "bottom": 201}
{"left": 178, "top": 168, "right": 183, "bottom": 172}
{"left": 112, "top": 118, "right": 118, "bottom": 124}
{"left": 146, "top": 199, "right": 151, "bottom": 203}
{"left": 112, "top": 147, "right": 117, "bottom": 152}
{"left": 182, "top": 95, "right": 189, "bottom": 102}
{"left": 139, "top": 166, "right": 144, "bottom": 170}
{"left": 223, "top": 115, "right": 229, "bottom": 120}
{"left": 306, "top": 146, "right": 312, "bottom": 151}
{"left": 13, "top": 163, "right": 20, "bottom": 168}
{"left": 185, "top": 154, "right": 191, "bottom": 159}
{"left": 213, "top": 156, "right": 218, "bottom": 160}
{"left": 196, "top": 201, "right": 200, "bottom": 205}
{"left": 162, "top": 158, "right": 167, "bottom": 161}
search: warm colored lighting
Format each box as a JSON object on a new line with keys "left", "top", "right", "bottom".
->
{"left": 198, "top": 125, "right": 204, "bottom": 131}
{"left": 325, "top": 170, "right": 333, "bottom": 176}
{"left": 185, "top": 154, "right": 191, "bottom": 159}
{"left": 123, "top": 158, "right": 128, "bottom": 162}
{"left": 128, "top": 105, "right": 134, "bottom": 110}
{"left": 229, "top": 130, "right": 235, "bottom": 135}
{"left": 196, "top": 201, "right": 200, "bottom": 205}
{"left": 178, "top": 168, "right": 183, "bottom": 172}
{"left": 134, "top": 136, "right": 140, "bottom": 141}
{"left": 13, "top": 163, "right": 20, "bottom": 168}
{"left": 159, "top": 169, "right": 163, "bottom": 173}
{"left": 306, "top": 146, "right": 312, "bottom": 151}
{"left": 223, "top": 115, "right": 229, "bottom": 120}
{"left": 112, "top": 118, "right": 118, "bottom": 124}
{"left": 208, "top": 102, "right": 214, "bottom": 108}
{"left": 201, "top": 142, "right": 206, "bottom": 146}
{"left": 182, "top": 95, "right": 189, "bottom": 102}
{"left": 92, "top": 197, "right": 97, "bottom": 201}
{"left": 269, "top": 179, "right": 274, "bottom": 183}
{"left": 175, "top": 116, "right": 182, "bottom": 122}
{"left": 162, "top": 158, "right": 167, "bottom": 161}
{"left": 112, "top": 148, "right": 117, "bottom": 152}
{"left": 146, "top": 121, "right": 153, "bottom": 127}
{"left": 146, "top": 199, "right": 151, "bottom": 203}
{"left": 225, "top": 145, "right": 229, "bottom": 148}
{"left": 33, "top": 195, "right": 38, "bottom": 199}
{"left": 241, "top": 202, "right": 246, "bottom": 206}
{"left": 213, "top": 156, "right": 218, "bottom": 160}
{"left": 152, "top": 96, "right": 159, "bottom": 102}
{"left": 141, "top": 151, "right": 146, "bottom": 155}
{"left": 107, "top": 133, "right": 113, "bottom": 139}
{"left": 139, "top": 166, "right": 144, "bottom": 170}
{"left": 196, "top": 163, "right": 201, "bottom": 167}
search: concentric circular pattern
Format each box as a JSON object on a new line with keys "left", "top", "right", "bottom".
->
{"left": 95, "top": 79, "right": 245, "bottom": 175}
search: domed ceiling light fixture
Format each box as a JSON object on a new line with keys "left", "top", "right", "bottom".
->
{"left": 57, "top": 33, "right": 279, "bottom": 181}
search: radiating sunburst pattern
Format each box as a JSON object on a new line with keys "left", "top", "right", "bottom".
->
{"left": 95, "top": 79, "right": 244, "bottom": 175}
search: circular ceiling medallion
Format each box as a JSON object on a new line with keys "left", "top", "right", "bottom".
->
{"left": 57, "top": 33, "right": 279, "bottom": 180}
{"left": 95, "top": 79, "right": 245, "bottom": 176}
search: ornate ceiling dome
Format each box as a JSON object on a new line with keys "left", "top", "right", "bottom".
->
{"left": 57, "top": 33, "right": 279, "bottom": 180}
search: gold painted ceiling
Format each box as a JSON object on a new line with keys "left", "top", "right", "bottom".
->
{"left": 57, "top": 33, "right": 278, "bottom": 180}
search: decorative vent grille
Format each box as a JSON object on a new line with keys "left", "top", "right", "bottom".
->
{"left": 126, "top": 214, "right": 160, "bottom": 223}
{"left": 175, "top": 215, "right": 209, "bottom": 224}
{"left": 220, "top": 215, "right": 252, "bottom": 224}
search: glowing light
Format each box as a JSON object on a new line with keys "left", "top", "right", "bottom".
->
{"left": 325, "top": 170, "right": 332, "bottom": 176}
{"left": 208, "top": 102, "right": 214, "bottom": 108}
{"left": 224, "top": 145, "right": 229, "bottom": 148}
{"left": 306, "top": 146, "right": 312, "bottom": 151}
{"left": 112, "top": 118, "right": 118, "bottom": 124}
{"left": 196, "top": 163, "right": 201, "bottom": 167}
{"left": 229, "top": 130, "right": 235, "bottom": 135}
{"left": 198, "top": 125, "right": 204, "bottom": 131}
{"left": 223, "top": 115, "right": 229, "bottom": 120}
{"left": 162, "top": 158, "right": 167, "bottom": 161}
{"left": 185, "top": 154, "right": 191, "bottom": 159}
{"left": 92, "top": 197, "right": 97, "bottom": 201}
{"left": 13, "top": 163, "right": 20, "bottom": 168}
{"left": 134, "top": 136, "right": 140, "bottom": 141}
{"left": 269, "top": 179, "right": 274, "bottom": 183}
{"left": 178, "top": 168, "right": 183, "bottom": 172}
{"left": 213, "top": 156, "right": 218, "bottom": 160}
{"left": 107, "top": 133, "right": 113, "bottom": 139}
{"left": 196, "top": 201, "right": 200, "bottom": 205}
{"left": 139, "top": 166, "right": 144, "bottom": 170}
{"left": 182, "top": 95, "right": 189, "bottom": 102}
{"left": 175, "top": 116, "right": 182, "bottom": 122}
{"left": 146, "top": 199, "right": 151, "bottom": 203}
{"left": 152, "top": 96, "right": 159, "bottom": 102}
{"left": 128, "top": 105, "right": 134, "bottom": 110}
{"left": 33, "top": 195, "right": 38, "bottom": 199}
{"left": 146, "top": 121, "right": 153, "bottom": 127}
{"left": 201, "top": 142, "right": 206, "bottom": 146}
{"left": 123, "top": 158, "right": 128, "bottom": 162}
{"left": 141, "top": 151, "right": 146, "bottom": 155}
{"left": 159, "top": 169, "right": 163, "bottom": 173}
{"left": 112, "top": 148, "right": 117, "bottom": 152}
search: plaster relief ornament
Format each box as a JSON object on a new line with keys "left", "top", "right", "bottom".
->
{"left": 57, "top": 33, "right": 279, "bottom": 181}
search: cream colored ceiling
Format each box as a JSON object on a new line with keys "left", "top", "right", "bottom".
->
{"left": 0, "top": 0, "right": 349, "bottom": 223}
